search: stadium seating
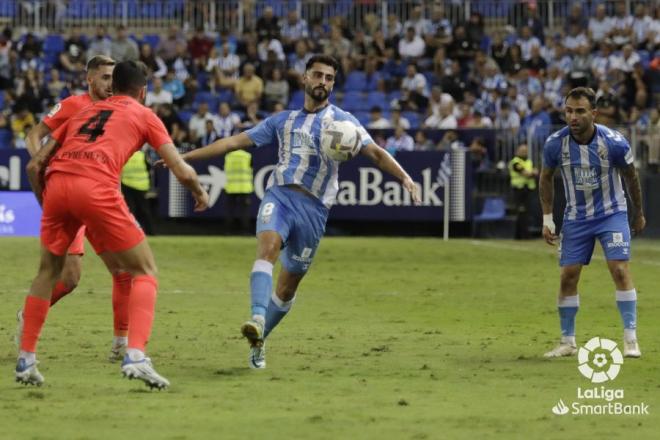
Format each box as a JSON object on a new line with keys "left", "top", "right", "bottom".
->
{"left": 366, "top": 91, "right": 388, "bottom": 111}
{"left": 344, "top": 71, "right": 367, "bottom": 92}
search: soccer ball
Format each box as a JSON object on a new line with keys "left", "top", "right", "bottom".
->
{"left": 320, "top": 120, "right": 361, "bottom": 162}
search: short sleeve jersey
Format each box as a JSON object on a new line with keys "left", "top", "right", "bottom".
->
{"left": 42, "top": 93, "right": 93, "bottom": 131}
{"left": 48, "top": 95, "right": 172, "bottom": 186}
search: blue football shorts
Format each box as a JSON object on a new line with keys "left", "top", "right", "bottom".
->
{"left": 558, "top": 211, "right": 631, "bottom": 266}
{"left": 256, "top": 185, "right": 329, "bottom": 274}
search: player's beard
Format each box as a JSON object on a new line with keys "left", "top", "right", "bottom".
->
{"left": 306, "top": 84, "right": 329, "bottom": 102}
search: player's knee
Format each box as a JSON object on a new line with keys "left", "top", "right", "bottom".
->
{"left": 560, "top": 270, "right": 580, "bottom": 291}
{"left": 610, "top": 265, "right": 630, "bottom": 285}
{"left": 276, "top": 287, "right": 296, "bottom": 302}
{"left": 257, "top": 242, "right": 280, "bottom": 262}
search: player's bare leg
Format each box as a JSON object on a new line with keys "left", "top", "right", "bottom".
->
{"left": 16, "top": 247, "right": 66, "bottom": 386}
{"left": 99, "top": 252, "right": 131, "bottom": 361}
{"left": 544, "top": 265, "right": 582, "bottom": 358}
{"left": 241, "top": 231, "right": 282, "bottom": 351}
{"left": 606, "top": 260, "right": 640, "bottom": 358}
{"left": 105, "top": 240, "right": 169, "bottom": 389}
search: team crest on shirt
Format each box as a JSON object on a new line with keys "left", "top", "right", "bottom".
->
{"left": 597, "top": 145, "right": 608, "bottom": 161}
{"left": 47, "top": 103, "right": 62, "bottom": 118}
{"left": 291, "top": 129, "right": 318, "bottom": 156}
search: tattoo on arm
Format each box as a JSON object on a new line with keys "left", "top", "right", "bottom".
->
{"left": 539, "top": 167, "right": 555, "bottom": 215}
{"left": 621, "top": 164, "right": 644, "bottom": 214}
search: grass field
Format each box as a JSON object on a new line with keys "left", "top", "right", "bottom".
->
{"left": 1, "top": 236, "right": 659, "bottom": 439}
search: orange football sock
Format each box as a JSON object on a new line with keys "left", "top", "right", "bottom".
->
{"left": 50, "top": 280, "right": 74, "bottom": 306}
{"left": 127, "top": 274, "right": 158, "bottom": 351}
{"left": 112, "top": 272, "right": 132, "bottom": 337}
{"left": 21, "top": 295, "right": 50, "bottom": 353}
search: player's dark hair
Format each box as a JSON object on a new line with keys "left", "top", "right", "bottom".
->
{"left": 86, "top": 55, "right": 115, "bottom": 72}
{"left": 112, "top": 60, "right": 148, "bottom": 96}
{"left": 305, "top": 54, "right": 340, "bottom": 74}
{"left": 565, "top": 87, "right": 596, "bottom": 109}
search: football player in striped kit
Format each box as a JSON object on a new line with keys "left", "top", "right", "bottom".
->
{"left": 539, "top": 87, "right": 645, "bottom": 358}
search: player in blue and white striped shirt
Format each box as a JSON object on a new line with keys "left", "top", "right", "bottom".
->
{"left": 183, "top": 55, "right": 420, "bottom": 368}
{"left": 539, "top": 87, "right": 646, "bottom": 359}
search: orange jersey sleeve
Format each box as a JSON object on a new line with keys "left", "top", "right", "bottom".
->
{"left": 42, "top": 94, "right": 93, "bottom": 131}
{"left": 144, "top": 108, "right": 173, "bottom": 151}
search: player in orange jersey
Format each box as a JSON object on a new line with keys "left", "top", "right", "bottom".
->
{"left": 17, "top": 61, "right": 209, "bottom": 389}
{"left": 21, "top": 55, "right": 134, "bottom": 362}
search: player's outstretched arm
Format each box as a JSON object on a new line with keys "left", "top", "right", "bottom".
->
{"left": 182, "top": 132, "right": 254, "bottom": 162}
{"left": 158, "top": 143, "right": 210, "bottom": 211}
{"left": 25, "top": 122, "right": 52, "bottom": 157}
{"left": 360, "top": 143, "right": 421, "bottom": 204}
{"left": 26, "top": 138, "right": 61, "bottom": 204}
{"left": 539, "top": 166, "right": 557, "bottom": 245}
{"left": 621, "top": 163, "right": 646, "bottom": 235}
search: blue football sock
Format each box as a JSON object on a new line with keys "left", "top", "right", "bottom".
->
{"left": 616, "top": 289, "right": 637, "bottom": 332}
{"left": 250, "top": 260, "right": 273, "bottom": 318}
{"left": 264, "top": 293, "right": 295, "bottom": 339}
{"left": 558, "top": 295, "right": 579, "bottom": 339}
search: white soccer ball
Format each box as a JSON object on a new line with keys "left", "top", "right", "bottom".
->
{"left": 320, "top": 120, "right": 361, "bottom": 162}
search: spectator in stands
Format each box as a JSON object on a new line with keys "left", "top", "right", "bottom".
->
{"left": 155, "top": 103, "right": 182, "bottom": 133}
{"left": 436, "top": 130, "right": 463, "bottom": 152}
{"left": 468, "top": 136, "right": 490, "bottom": 171}
{"left": 209, "top": 42, "right": 240, "bottom": 81}
{"left": 431, "top": 46, "right": 452, "bottom": 78}
{"left": 504, "top": 84, "right": 529, "bottom": 118}
{"left": 162, "top": 69, "right": 185, "bottom": 107}
{"left": 367, "top": 106, "right": 392, "bottom": 129}
{"left": 620, "top": 44, "right": 641, "bottom": 73}
{"left": 240, "top": 101, "right": 263, "bottom": 130}
{"left": 0, "top": 30, "right": 12, "bottom": 90}
{"left": 214, "top": 102, "right": 241, "bottom": 138}
{"left": 140, "top": 43, "right": 167, "bottom": 78}
{"left": 10, "top": 102, "right": 35, "bottom": 146}
{"left": 323, "top": 26, "right": 351, "bottom": 73}
{"left": 280, "top": 10, "right": 308, "bottom": 53}
{"left": 543, "top": 65, "right": 564, "bottom": 106}
{"left": 146, "top": 77, "right": 173, "bottom": 107}
{"left": 364, "top": 56, "right": 385, "bottom": 91}
{"left": 525, "top": 45, "right": 547, "bottom": 78}
{"left": 87, "top": 25, "right": 112, "bottom": 59}
{"left": 171, "top": 122, "right": 196, "bottom": 153}
{"left": 514, "top": 68, "right": 542, "bottom": 100}
{"left": 157, "top": 25, "right": 186, "bottom": 64}
{"left": 390, "top": 107, "right": 411, "bottom": 130}
{"left": 398, "top": 27, "right": 426, "bottom": 60}
{"left": 414, "top": 130, "right": 435, "bottom": 151}
{"left": 385, "top": 126, "right": 414, "bottom": 155}
{"left": 565, "top": 3, "right": 588, "bottom": 34}
{"left": 426, "top": 101, "right": 457, "bottom": 129}
{"left": 501, "top": 44, "right": 523, "bottom": 77}
{"left": 59, "top": 28, "right": 87, "bottom": 73}
{"left": 240, "top": 39, "right": 263, "bottom": 78}
{"left": 18, "top": 33, "right": 41, "bottom": 58}
{"left": 401, "top": 63, "right": 429, "bottom": 109}
{"left": 46, "top": 68, "right": 66, "bottom": 100}
{"left": 257, "top": 35, "right": 286, "bottom": 65}
{"left": 382, "top": 48, "right": 407, "bottom": 88}
{"left": 610, "top": 1, "right": 634, "bottom": 48}
{"left": 235, "top": 63, "right": 263, "bottom": 110}
{"left": 256, "top": 6, "right": 280, "bottom": 41}
{"left": 441, "top": 60, "right": 474, "bottom": 102}
{"left": 16, "top": 69, "right": 48, "bottom": 114}
{"left": 517, "top": 26, "right": 541, "bottom": 62}
{"left": 520, "top": 96, "right": 551, "bottom": 151}
{"left": 348, "top": 30, "right": 370, "bottom": 71}
{"left": 370, "top": 29, "right": 388, "bottom": 64}
{"left": 188, "top": 102, "right": 213, "bottom": 143}
{"left": 111, "top": 25, "right": 138, "bottom": 62}
{"left": 385, "top": 14, "right": 403, "bottom": 42}
{"left": 596, "top": 80, "right": 624, "bottom": 127}
{"left": 494, "top": 101, "right": 520, "bottom": 135}
{"left": 563, "top": 24, "right": 589, "bottom": 55}
{"left": 263, "top": 67, "right": 289, "bottom": 111}
{"left": 188, "top": 26, "right": 213, "bottom": 64}
{"left": 568, "top": 45, "right": 593, "bottom": 88}
{"left": 589, "top": 4, "right": 612, "bottom": 48}
{"left": 404, "top": 5, "right": 431, "bottom": 37}
{"left": 200, "top": 118, "right": 219, "bottom": 146}
{"left": 465, "top": 11, "right": 485, "bottom": 49}
{"left": 632, "top": 4, "right": 654, "bottom": 50}
{"left": 448, "top": 25, "right": 478, "bottom": 68}
{"left": 286, "top": 40, "right": 311, "bottom": 87}
{"left": 171, "top": 42, "right": 193, "bottom": 81}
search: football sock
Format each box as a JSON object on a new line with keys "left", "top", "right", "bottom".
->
{"left": 558, "top": 295, "right": 579, "bottom": 345}
{"left": 126, "top": 348, "right": 146, "bottom": 362}
{"left": 264, "top": 292, "right": 295, "bottom": 339}
{"left": 50, "top": 280, "right": 74, "bottom": 306}
{"left": 250, "top": 260, "right": 273, "bottom": 318}
{"left": 112, "top": 272, "right": 132, "bottom": 337}
{"left": 21, "top": 295, "right": 50, "bottom": 353}
{"left": 113, "top": 336, "right": 128, "bottom": 347}
{"left": 18, "top": 351, "right": 36, "bottom": 365}
{"left": 616, "top": 289, "right": 637, "bottom": 342}
{"left": 127, "top": 274, "right": 158, "bottom": 352}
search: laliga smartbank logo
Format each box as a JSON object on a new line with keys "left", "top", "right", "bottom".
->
{"left": 551, "top": 337, "right": 649, "bottom": 416}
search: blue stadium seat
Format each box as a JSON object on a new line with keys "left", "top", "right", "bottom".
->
{"left": 344, "top": 71, "right": 367, "bottom": 92}
{"left": 177, "top": 110, "right": 193, "bottom": 125}
{"left": 638, "top": 50, "right": 650, "bottom": 69}
{"left": 475, "top": 197, "right": 506, "bottom": 221}
{"left": 218, "top": 89, "right": 234, "bottom": 104}
{"left": 341, "top": 91, "right": 367, "bottom": 111}
{"left": 402, "top": 111, "right": 420, "bottom": 128}
{"left": 288, "top": 90, "right": 304, "bottom": 109}
{"left": 387, "top": 90, "right": 401, "bottom": 105}
{"left": 353, "top": 111, "right": 370, "bottom": 126}
{"left": 366, "top": 91, "right": 388, "bottom": 110}
{"left": 143, "top": 34, "right": 161, "bottom": 50}
{"left": 95, "top": 0, "right": 116, "bottom": 18}
{"left": 0, "top": 0, "right": 16, "bottom": 17}
{"left": 142, "top": 2, "right": 164, "bottom": 18}
{"left": 0, "top": 128, "right": 12, "bottom": 149}
{"left": 194, "top": 91, "right": 220, "bottom": 110}
{"left": 66, "top": 0, "right": 91, "bottom": 18}
{"left": 164, "top": 0, "right": 185, "bottom": 18}
{"left": 43, "top": 35, "right": 65, "bottom": 54}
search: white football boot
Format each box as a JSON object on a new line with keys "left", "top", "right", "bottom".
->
{"left": 623, "top": 340, "right": 641, "bottom": 358}
{"left": 249, "top": 342, "right": 266, "bottom": 369}
{"left": 544, "top": 342, "right": 577, "bottom": 358}
{"left": 15, "top": 358, "right": 44, "bottom": 386}
{"left": 121, "top": 356, "right": 170, "bottom": 390}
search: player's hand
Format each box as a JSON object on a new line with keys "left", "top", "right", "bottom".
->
{"left": 632, "top": 213, "right": 646, "bottom": 236}
{"left": 402, "top": 176, "right": 421, "bottom": 205}
{"left": 193, "top": 189, "right": 210, "bottom": 212}
{"left": 542, "top": 226, "right": 558, "bottom": 246}
{"left": 154, "top": 158, "right": 167, "bottom": 168}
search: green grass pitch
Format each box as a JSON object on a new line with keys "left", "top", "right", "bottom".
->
{"left": 1, "top": 236, "right": 659, "bottom": 439}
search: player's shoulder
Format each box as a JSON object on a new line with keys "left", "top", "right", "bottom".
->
{"left": 544, "top": 126, "right": 569, "bottom": 149}
{"left": 595, "top": 124, "right": 628, "bottom": 148}
{"left": 62, "top": 93, "right": 93, "bottom": 107}
{"left": 328, "top": 104, "right": 360, "bottom": 125}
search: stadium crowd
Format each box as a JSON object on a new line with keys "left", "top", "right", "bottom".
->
{"left": 0, "top": 1, "right": 658, "bottom": 167}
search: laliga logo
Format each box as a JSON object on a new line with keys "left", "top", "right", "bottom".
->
{"left": 0, "top": 204, "right": 15, "bottom": 223}
{"left": 577, "top": 337, "right": 623, "bottom": 383}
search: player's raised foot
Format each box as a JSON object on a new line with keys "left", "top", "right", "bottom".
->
{"left": 14, "top": 309, "right": 24, "bottom": 348}
{"left": 249, "top": 342, "right": 266, "bottom": 369}
{"left": 543, "top": 342, "right": 577, "bottom": 358}
{"left": 241, "top": 319, "right": 265, "bottom": 347}
{"left": 15, "top": 358, "right": 44, "bottom": 386}
{"left": 623, "top": 340, "right": 641, "bottom": 358}
{"left": 108, "top": 340, "right": 128, "bottom": 363}
{"left": 121, "top": 356, "right": 170, "bottom": 390}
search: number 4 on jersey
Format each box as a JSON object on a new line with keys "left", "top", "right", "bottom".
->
{"left": 78, "top": 110, "right": 113, "bottom": 142}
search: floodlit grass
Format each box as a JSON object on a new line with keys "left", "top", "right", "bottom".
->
{"left": 1, "top": 237, "right": 659, "bottom": 439}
